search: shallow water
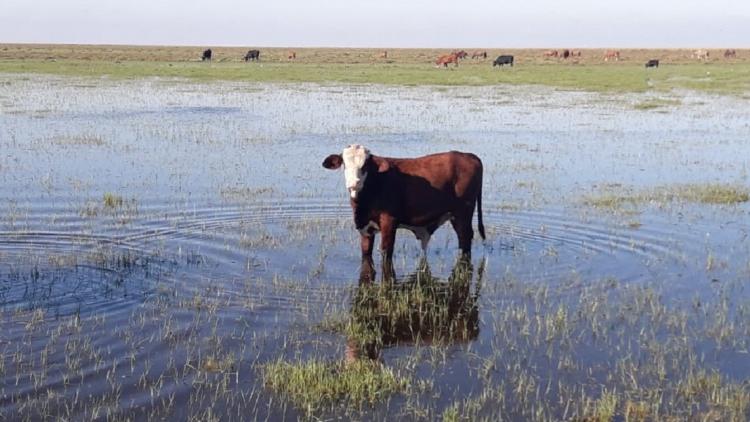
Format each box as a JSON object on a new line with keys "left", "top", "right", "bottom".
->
{"left": 1, "top": 75, "right": 749, "bottom": 419}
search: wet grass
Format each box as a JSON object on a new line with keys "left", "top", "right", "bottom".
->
{"left": 633, "top": 98, "right": 681, "bottom": 110}
{"left": 262, "top": 359, "right": 409, "bottom": 414}
{"left": 102, "top": 192, "right": 124, "bottom": 209}
{"left": 3, "top": 233, "right": 750, "bottom": 420}
{"left": 584, "top": 183, "right": 750, "bottom": 210}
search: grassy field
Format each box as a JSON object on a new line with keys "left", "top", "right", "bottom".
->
{"left": 1, "top": 44, "right": 749, "bottom": 93}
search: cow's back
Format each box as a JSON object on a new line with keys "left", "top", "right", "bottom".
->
{"left": 381, "top": 152, "right": 482, "bottom": 225}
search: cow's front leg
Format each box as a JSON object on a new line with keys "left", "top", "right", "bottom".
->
{"left": 359, "top": 233, "right": 375, "bottom": 283}
{"left": 379, "top": 217, "right": 397, "bottom": 281}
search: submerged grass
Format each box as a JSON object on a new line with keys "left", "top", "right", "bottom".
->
{"left": 262, "top": 359, "right": 409, "bottom": 414}
{"left": 102, "top": 192, "right": 124, "bottom": 209}
{"left": 584, "top": 183, "right": 750, "bottom": 210}
{"left": 632, "top": 98, "right": 681, "bottom": 110}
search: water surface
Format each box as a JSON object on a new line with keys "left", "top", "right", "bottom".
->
{"left": 1, "top": 75, "right": 749, "bottom": 420}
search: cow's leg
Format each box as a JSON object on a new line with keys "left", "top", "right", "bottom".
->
{"left": 379, "top": 218, "right": 397, "bottom": 281}
{"left": 451, "top": 213, "right": 474, "bottom": 258}
{"left": 360, "top": 233, "right": 375, "bottom": 282}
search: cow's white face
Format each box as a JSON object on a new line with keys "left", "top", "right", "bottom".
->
{"left": 342, "top": 144, "right": 370, "bottom": 199}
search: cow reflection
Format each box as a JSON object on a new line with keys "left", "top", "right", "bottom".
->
{"left": 346, "top": 257, "right": 484, "bottom": 362}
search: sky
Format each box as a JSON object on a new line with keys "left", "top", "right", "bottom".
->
{"left": 1, "top": 0, "right": 748, "bottom": 48}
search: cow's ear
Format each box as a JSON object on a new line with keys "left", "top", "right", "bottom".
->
{"left": 373, "top": 156, "right": 390, "bottom": 173}
{"left": 322, "top": 154, "right": 343, "bottom": 170}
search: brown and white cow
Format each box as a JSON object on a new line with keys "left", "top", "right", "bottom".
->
{"left": 322, "top": 145, "right": 485, "bottom": 278}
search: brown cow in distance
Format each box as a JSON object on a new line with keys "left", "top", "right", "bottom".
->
{"left": 380, "top": 50, "right": 388, "bottom": 59}
{"left": 544, "top": 50, "right": 559, "bottom": 58}
{"left": 562, "top": 49, "right": 570, "bottom": 59}
{"left": 435, "top": 53, "right": 460, "bottom": 68}
{"left": 471, "top": 51, "right": 487, "bottom": 59}
{"left": 603, "top": 50, "right": 620, "bottom": 61}
{"left": 322, "top": 145, "right": 485, "bottom": 279}
{"left": 724, "top": 49, "right": 736, "bottom": 58}
{"left": 452, "top": 50, "right": 469, "bottom": 59}
{"left": 288, "top": 51, "right": 296, "bottom": 60}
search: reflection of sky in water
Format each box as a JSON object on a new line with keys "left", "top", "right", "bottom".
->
{"left": 2, "top": 76, "right": 748, "bottom": 208}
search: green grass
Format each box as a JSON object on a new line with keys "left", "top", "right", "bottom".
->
{"left": 2, "top": 60, "right": 750, "bottom": 93}
{"left": 262, "top": 359, "right": 409, "bottom": 414}
{"left": 584, "top": 183, "right": 750, "bottom": 210}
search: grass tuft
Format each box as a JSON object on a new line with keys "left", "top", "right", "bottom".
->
{"left": 262, "top": 358, "right": 409, "bottom": 414}
{"left": 632, "top": 98, "right": 681, "bottom": 110}
{"left": 102, "top": 192, "right": 124, "bottom": 209}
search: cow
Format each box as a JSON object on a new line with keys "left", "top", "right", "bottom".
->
{"left": 645, "top": 59, "right": 659, "bottom": 68}
{"left": 471, "top": 51, "right": 487, "bottom": 59}
{"left": 692, "top": 49, "right": 709, "bottom": 60}
{"left": 322, "top": 145, "right": 485, "bottom": 279}
{"left": 288, "top": 51, "right": 297, "bottom": 60}
{"left": 603, "top": 50, "right": 620, "bottom": 61}
{"left": 724, "top": 49, "right": 736, "bottom": 59}
{"left": 492, "top": 55, "right": 514, "bottom": 67}
{"left": 562, "top": 49, "right": 570, "bottom": 59}
{"left": 201, "top": 49, "right": 212, "bottom": 61}
{"left": 544, "top": 50, "right": 559, "bottom": 58}
{"left": 435, "top": 53, "right": 459, "bottom": 68}
{"left": 452, "top": 50, "right": 469, "bottom": 59}
{"left": 380, "top": 50, "right": 388, "bottom": 59}
{"left": 571, "top": 50, "right": 582, "bottom": 57}
{"left": 244, "top": 49, "right": 260, "bottom": 61}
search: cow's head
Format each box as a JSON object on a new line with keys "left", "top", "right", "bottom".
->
{"left": 322, "top": 144, "right": 388, "bottom": 200}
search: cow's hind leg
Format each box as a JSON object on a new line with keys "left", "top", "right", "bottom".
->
{"left": 451, "top": 213, "right": 474, "bottom": 258}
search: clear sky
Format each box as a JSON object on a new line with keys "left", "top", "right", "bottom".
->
{"left": 2, "top": 0, "right": 747, "bottom": 48}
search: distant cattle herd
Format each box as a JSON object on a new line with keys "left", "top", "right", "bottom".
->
{"left": 198, "top": 48, "right": 740, "bottom": 69}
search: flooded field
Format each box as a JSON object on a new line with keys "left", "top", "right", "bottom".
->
{"left": 1, "top": 74, "right": 749, "bottom": 420}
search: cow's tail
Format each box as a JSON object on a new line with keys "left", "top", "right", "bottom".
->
{"left": 477, "top": 166, "right": 486, "bottom": 240}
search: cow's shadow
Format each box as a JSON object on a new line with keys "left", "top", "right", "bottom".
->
{"left": 345, "top": 257, "right": 484, "bottom": 363}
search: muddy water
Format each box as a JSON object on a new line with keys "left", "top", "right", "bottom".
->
{"left": 1, "top": 75, "right": 749, "bottom": 419}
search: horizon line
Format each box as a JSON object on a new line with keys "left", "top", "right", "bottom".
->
{"left": 1, "top": 41, "right": 747, "bottom": 50}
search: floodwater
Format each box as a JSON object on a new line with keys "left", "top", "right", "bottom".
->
{"left": 1, "top": 75, "right": 749, "bottom": 420}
